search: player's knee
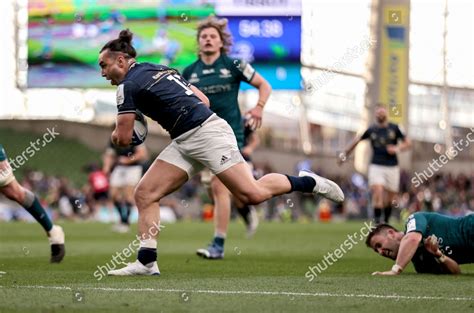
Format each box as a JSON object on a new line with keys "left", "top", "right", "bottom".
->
{"left": 109, "top": 188, "right": 120, "bottom": 200}
{"left": 241, "top": 190, "right": 265, "bottom": 205}
{"left": 2, "top": 189, "right": 18, "bottom": 202}
{"left": 134, "top": 184, "right": 164, "bottom": 210}
{"left": 211, "top": 179, "right": 228, "bottom": 194}
{"left": 134, "top": 185, "right": 153, "bottom": 210}
{"left": 125, "top": 192, "right": 135, "bottom": 204}
{"left": 2, "top": 184, "right": 24, "bottom": 203}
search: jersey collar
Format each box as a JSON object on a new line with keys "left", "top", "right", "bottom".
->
{"left": 200, "top": 54, "right": 224, "bottom": 67}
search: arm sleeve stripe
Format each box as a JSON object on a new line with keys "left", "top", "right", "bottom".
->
{"left": 117, "top": 110, "right": 137, "bottom": 115}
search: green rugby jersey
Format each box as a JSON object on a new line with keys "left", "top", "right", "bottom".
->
{"left": 405, "top": 212, "right": 474, "bottom": 273}
{"left": 0, "top": 144, "right": 7, "bottom": 161}
{"left": 183, "top": 55, "right": 256, "bottom": 149}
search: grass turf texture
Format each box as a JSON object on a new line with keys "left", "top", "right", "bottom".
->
{"left": 1, "top": 221, "right": 473, "bottom": 313}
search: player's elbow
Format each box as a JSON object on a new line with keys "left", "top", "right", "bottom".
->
{"left": 261, "top": 79, "right": 272, "bottom": 94}
{"left": 403, "top": 233, "right": 422, "bottom": 246}
{"left": 266, "top": 80, "right": 272, "bottom": 93}
{"left": 198, "top": 91, "right": 210, "bottom": 107}
{"left": 202, "top": 96, "right": 210, "bottom": 107}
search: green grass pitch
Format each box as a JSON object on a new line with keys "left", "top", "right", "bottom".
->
{"left": 1, "top": 221, "right": 473, "bottom": 312}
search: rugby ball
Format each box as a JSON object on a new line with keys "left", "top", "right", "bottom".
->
{"left": 131, "top": 110, "right": 148, "bottom": 146}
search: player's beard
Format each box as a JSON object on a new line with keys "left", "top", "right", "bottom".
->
{"left": 376, "top": 115, "right": 387, "bottom": 124}
{"left": 390, "top": 241, "right": 401, "bottom": 260}
{"left": 201, "top": 49, "right": 218, "bottom": 56}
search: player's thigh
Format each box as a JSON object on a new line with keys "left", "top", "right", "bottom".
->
{"left": 211, "top": 175, "right": 231, "bottom": 197}
{"left": 123, "top": 185, "right": 136, "bottom": 200}
{"left": 386, "top": 190, "right": 398, "bottom": 204}
{"left": 384, "top": 166, "right": 400, "bottom": 193}
{"left": 157, "top": 141, "right": 204, "bottom": 180}
{"left": 135, "top": 158, "right": 189, "bottom": 204}
{"left": 229, "top": 161, "right": 255, "bottom": 207}
{"left": 109, "top": 186, "right": 121, "bottom": 200}
{"left": 370, "top": 184, "right": 385, "bottom": 198}
{"left": 216, "top": 162, "right": 262, "bottom": 203}
{"left": 178, "top": 116, "right": 244, "bottom": 178}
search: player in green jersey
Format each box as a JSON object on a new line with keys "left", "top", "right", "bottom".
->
{"left": 183, "top": 16, "right": 272, "bottom": 259}
{"left": 0, "top": 144, "right": 65, "bottom": 263}
{"left": 366, "top": 212, "right": 473, "bottom": 275}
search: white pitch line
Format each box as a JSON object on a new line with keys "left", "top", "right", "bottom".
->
{"left": 1, "top": 285, "right": 473, "bottom": 302}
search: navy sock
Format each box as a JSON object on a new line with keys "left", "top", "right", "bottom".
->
{"left": 212, "top": 236, "right": 225, "bottom": 249}
{"left": 285, "top": 175, "right": 316, "bottom": 193}
{"left": 25, "top": 197, "right": 53, "bottom": 232}
{"left": 124, "top": 202, "right": 132, "bottom": 225}
{"left": 384, "top": 206, "right": 392, "bottom": 223}
{"left": 114, "top": 201, "right": 127, "bottom": 224}
{"left": 374, "top": 208, "right": 382, "bottom": 224}
{"left": 237, "top": 205, "right": 251, "bottom": 226}
{"left": 137, "top": 248, "right": 157, "bottom": 266}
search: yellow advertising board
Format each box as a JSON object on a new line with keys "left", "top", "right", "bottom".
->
{"left": 379, "top": 4, "right": 409, "bottom": 125}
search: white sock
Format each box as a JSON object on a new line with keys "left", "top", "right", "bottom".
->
{"left": 214, "top": 232, "right": 226, "bottom": 239}
{"left": 139, "top": 238, "right": 157, "bottom": 249}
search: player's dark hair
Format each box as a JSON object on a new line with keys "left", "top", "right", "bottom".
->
{"left": 100, "top": 29, "right": 137, "bottom": 58}
{"left": 365, "top": 223, "right": 398, "bottom": 247}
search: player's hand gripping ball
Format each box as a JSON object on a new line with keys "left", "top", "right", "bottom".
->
{"left": 131, "top": 110, "right": 148, "bottom": 146}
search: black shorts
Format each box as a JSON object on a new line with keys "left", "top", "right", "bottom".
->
{"left": 93, "top": 191, "right": 109, "bottom": 201}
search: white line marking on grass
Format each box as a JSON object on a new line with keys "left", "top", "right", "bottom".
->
{"left": 1, "top": 285, "right": 473, "bottom": 302}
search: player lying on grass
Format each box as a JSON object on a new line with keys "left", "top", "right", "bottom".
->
{"left": 98, "top": 29, "right": 344, "bottom": 276}
{"left": 367, "top": 212, "right": 474, "bottom": 275}
{"left": 0, "top": 144, "right": 65, "bottom": 263}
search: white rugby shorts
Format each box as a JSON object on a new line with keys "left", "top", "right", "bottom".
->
{"left": 158, "top": 114, "right": 244, "bottom": 179}
{"left": 109, "top": 165, "right": 143, "bottom": 188}
{"left": 368, "top": 164, "right": 400, "bottom": 192}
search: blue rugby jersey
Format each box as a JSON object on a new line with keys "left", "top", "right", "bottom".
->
{"left": 360, "top": 123, "right": 405, "bottom": 166}
{"left": 116, "top": 62, "right": 213, "bottom": 139}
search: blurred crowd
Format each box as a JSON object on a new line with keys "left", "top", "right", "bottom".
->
{"left": 332, "top": 170, "right": 474, "bottom": 221}
{"left": 0, "top": 164, "right": 472, "bottom": 224}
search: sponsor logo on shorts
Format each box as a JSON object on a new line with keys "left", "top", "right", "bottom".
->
{"left": 220, "top": 155, "right": 230, "bottom": 165}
